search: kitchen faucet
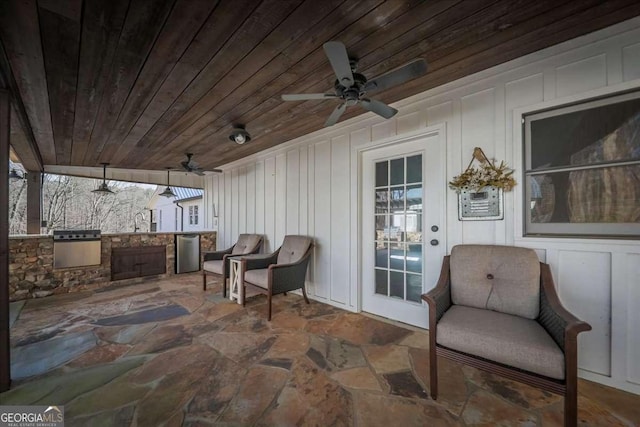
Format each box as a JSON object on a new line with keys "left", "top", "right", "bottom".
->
{"left": 134, "top": 212, "right": 145, "bottom": 232}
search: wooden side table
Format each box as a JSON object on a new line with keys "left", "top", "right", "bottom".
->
{"left": 228, "top": 258, "right": 243, "bottom": 305}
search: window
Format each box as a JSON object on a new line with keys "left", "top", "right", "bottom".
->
{"left": 523, "top": 90, "right": 640, "bottom": 238}
{"left": 189, "top": 206, "right": 198, "bottom": 225}
{"left": 159, "top": 210, "right": 162, "bottom": 231}
{"left": 374, "top": 154, "right": 423, "bottom": 303}
{"left": 175, "top": 207, "right": 178, "bottom": 230}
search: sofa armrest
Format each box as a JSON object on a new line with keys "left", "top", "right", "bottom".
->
{"left": 537, "top": 263, "right": 592, "bottom": 352}
{"left": 269, "top": 250, "right": 312, "bottom": 293}
{"left": 203, "top": 247, "right": 232, "bottom": 261}
{"left": 242, "top": 251, "right": 279, "bottom": 271}
{"left": 421, "top": 256, "right": 452, "bottom": 324}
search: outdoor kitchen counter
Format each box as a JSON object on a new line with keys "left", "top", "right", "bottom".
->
{"left": 8, "top": 231, "right": 216, "bottom": 301}
{"left": 101, "top": 230, "right": 217, "bottom": 236}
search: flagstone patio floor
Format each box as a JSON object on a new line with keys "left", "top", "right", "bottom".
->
{"left": 2, "top": 273, "right": 638, "bottom": 426}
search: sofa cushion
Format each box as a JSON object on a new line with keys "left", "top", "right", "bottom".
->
{"left": 203, "top": 260, "right": 223, "bottom": 275}
{"left": 450, "top": 245, "right": 541, "bottom": 319}
{"left": 244, "top": 268, "right": 269, "bottom": 289}
{"left": 277, "top": 235, "right": 312, "bottom": 265}
{"left": 437, "top": 305, "right": 564, "bottom": 379}
{"left": 232, "top": 234, "right": 262, "bottom": 255}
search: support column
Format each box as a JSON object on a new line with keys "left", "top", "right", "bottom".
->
{"left": 26, "top": 171, "right": 41, "bottom": 234}
{"left": 0, "top": 89, "right": 11, "bottom": 391}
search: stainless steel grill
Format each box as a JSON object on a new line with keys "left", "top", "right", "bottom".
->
{"left": 53, "top": 229, "right": 102, "bottom": 268}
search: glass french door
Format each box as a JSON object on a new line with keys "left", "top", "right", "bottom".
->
{"left": 374, "top": 155, "right": 424, "bottom": 303}
{"left": 362, "top": 135, "right": 445, "bottom": 328}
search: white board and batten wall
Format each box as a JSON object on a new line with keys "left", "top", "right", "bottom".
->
{"left": 203, "top": 18, "right": 640, "bottom": 393}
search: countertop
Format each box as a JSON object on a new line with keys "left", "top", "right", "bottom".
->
{"left": 9, "top": 230, "right": 216, "bottom": 239}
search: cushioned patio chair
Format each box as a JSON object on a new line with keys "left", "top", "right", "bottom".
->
{"left": 422, "top": 245, "right": 591, "bottom": 427}
{"left": 241, "top": 235, "right": 313, "bottom": 320}
{"left": 202, "top": 234, "right": 263, "bottom": 297}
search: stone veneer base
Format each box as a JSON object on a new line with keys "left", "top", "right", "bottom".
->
{"left": 8, "top": 232, "right": 216, "bottom": 301}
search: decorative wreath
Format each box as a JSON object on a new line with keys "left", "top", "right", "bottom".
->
{"left": 449, "top": 147, "right": 516, "bottom": 193}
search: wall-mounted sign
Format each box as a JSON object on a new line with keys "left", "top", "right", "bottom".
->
{"left": 458, "top": 186, "right": 503, "bottom": 220}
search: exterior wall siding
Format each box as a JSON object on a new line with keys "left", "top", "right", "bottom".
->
{"left": 203, "top": 18, "right": 640, "bottom": 393}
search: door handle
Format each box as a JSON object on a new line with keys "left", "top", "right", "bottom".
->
{"left": 430, "top": 239, "right": 439, "bottom": 246}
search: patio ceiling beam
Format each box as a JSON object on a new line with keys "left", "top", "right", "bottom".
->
{"left": 0, "top": 39, "right": 44, "bottom": 172}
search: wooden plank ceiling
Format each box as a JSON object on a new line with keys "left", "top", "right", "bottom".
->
{"left": 1, "top": 0, "right": 639, "bottom": 171}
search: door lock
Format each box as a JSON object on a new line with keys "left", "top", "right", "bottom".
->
{"left": 431, "top": 225, "right": 439, "bottom": 232}
{"left": 430, "top": 239, "right": 439, "bottom": 246}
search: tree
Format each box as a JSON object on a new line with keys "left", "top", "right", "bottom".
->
{"left": 9, "top": 173, "right": 154, "bottom": 234}
{"left": 8, "top": 178, "right": 27, "bottom": 234}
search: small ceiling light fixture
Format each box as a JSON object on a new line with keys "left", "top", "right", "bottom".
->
{"left": 92, "top": 163, "right": 115, "bottom": 194}
{"left": 229, "top": 125, "right": 251, "bottom": 145}
{"left": 159, "top": 168, "right": 176, "bottom": 198}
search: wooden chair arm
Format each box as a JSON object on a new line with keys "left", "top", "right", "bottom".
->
{"left": 242, "top": 251, "right": 279, "bottom": 271}
{"left": 203, "top": 246, "right": 233, "bottom": 261}
{"left": 421, "top": 256, "right": 452, "bottom": 324}
{"left": 538, "top": 262, "right": 592, "bottom": 351}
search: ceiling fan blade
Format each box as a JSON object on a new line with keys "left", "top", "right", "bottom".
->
{"left": 281, "top": 93, "right": 337, "bottom": 101}
{"left": 364, "top": 58, "right": 427, "bottom": 93}
{"left": 193, "top": 169, "right": 205, "bottom": 176}
{"left": 360, "top": 98, "right": 398, "bottom": 119}
{"left": 325, "top": 103, "right": 347, "bottom": 127}
{"left": 323, "top": 41, "right": 354, "bottom": 87}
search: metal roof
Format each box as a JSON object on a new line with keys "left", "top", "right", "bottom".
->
{"left": 170, "top": 186, "right": 203, "bottom": 201}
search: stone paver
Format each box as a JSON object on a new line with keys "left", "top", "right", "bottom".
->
{"left": 331, "top": 366, "right": 382, "bottom": 391}
{"left": 11, "top": 330, "right": 97, "bottom": 378}
{"left": 93, "top": 304, "right": 189, "bottom": 326}
{"left": 462, "top": 389, "right": 538, "bottom": 426}
{"left": 2, "top": 273, "right": 636, "bottom": 426}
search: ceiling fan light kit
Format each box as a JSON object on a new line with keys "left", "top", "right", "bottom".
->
{"left": 281, "top": 41, "right": 427, "bottom": 127}
{"left": 92, "top": 163, "right": 115, "bottom": 194}
{"left": 176, "top": 153, "right": 222, "bottom": 175}
{"left": 229, "top": 126, "right": 251, "bottom": 145}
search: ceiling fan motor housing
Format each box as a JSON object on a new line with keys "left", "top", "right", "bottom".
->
{"left": 334, "top": 72, "right": 367, "bottom": 104}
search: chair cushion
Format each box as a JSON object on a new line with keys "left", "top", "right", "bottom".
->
{"left": 231, "top": 234, "right": 262, "bottom": 255}
{"left": 244, "top": 268, "right": 269, "bottom": 289}
{"left": 437, "top": 305, "right": 564, "bottom": 380}
{"left": 450, "top": 245, "right": 541, "bottom": 319}
{"left": 277, "top": 235, "right": 312, "bottom": 265}
{"left": 203, "top": 260, "right": 223, "bottom": 275}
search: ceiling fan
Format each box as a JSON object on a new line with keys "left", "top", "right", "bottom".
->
{"left": 174, "top": 153, "right": 221, "bottom": 176}
{"left": 281, "top": 41, "right": 427, "bottom": 127}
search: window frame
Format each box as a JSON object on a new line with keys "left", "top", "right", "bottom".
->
{"left": 522, "top": 89, "right": 640, "bottom": 239}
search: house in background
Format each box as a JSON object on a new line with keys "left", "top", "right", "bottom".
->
{"left": 146, "top": 186, "right": 204, "bottom": 233}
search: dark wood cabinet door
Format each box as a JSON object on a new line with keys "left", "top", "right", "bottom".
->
{"left": 111, "top": 246, "right": 166, "bottom": 280}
